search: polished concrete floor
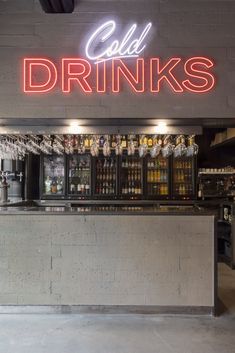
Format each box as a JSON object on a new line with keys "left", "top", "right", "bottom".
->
{"left": 0, "top": 263, "right": 235, "bottom": 353}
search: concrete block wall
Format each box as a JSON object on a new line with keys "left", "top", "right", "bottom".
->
{"left": 0, "top": 214, "right": 215, "bottom": 307}
{"left": 0, "top": 0, "right": 235, "bottom": 120}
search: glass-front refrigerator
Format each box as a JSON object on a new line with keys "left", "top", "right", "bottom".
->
{"left": 120, "top": 154, "right": 143, "bottom": 198}
{"left": 68, "top": 154, "right": 91, "bottom": 198}
{"left": 146, "top": 156, "right": 170, "bottom": 199}
{"left": 42, "top": 154, "right": 65, "bottom": 198}
{"left": 172, "top": 157, "right": 196, "bottom": 199}
{"left": 94, "top": 156, "right": 117, "bottom": 197}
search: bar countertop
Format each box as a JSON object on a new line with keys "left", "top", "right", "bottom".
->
{"left": 0, "top": 204, "right": 216, "bottom": 216}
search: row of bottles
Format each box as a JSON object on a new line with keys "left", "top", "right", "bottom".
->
{"left": 173, "top": 158, "right": 193, "bottom": 196}
{"left": 120, "top": 157, "right": 142, "bottom": 196}
{"left": 174, "top": 160, "right": 192, "bottom": 169}
{"left": 96, "top": 159, "right": 116, "bottom": 183}
{"left": 43, "top": 155, "right": 65, "bottom": 195}
{"left": 121, "top": 181, "right": 142, "bottom": 195}
{"left": 174, "top": 184, "right": 193, "bottom": 195}
{"left": 148, "top": 184, "right": 168, "bottom": 196}
{"left": 69, "top": 157, "right": 90, "bottom": 173}
{"left": 97, "top": 158, "right": 115, "bottom": 170}
{"left": 96, "top": 182, "right": 115, "bottom": 195}
{"left": 45, "top": 176, "right": 64, "bottom": 194}
{"left": 69, "top": 155, "right": 91, "bottom": 195}
{"left": 121, "top": 160, "right": 141, "bottom": 169}
{"left": 43, "top": 155, "right": 195, "bottom": 198}
{"left": 147, "top": 170, "right": 168, "bottom": 183}
{"left": 147, "top": 159, "right": 167, "bottom": 169}
{"left": 70, "top": 176, "right": 90, "bottom": 195}
{"left": 174, "top": 170, "right": 193, "bottom": 183}
{"left": 63, "top": 135, "right": 166, "bottom": 150}
{"left": 95, "top": 158, "right": 116, "bottom": 195}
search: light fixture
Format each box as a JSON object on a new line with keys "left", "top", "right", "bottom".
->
{"left": 68, "top": 121, "right": 83, "bottom": 134}
{"left": 154, "top": 121, "right": 167, "bottom": 134}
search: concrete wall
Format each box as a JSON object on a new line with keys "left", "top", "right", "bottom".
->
{"left": 0, "top": 0, "right": 235, "bottom": 120}
{"left": 0, "top": 214, "right": 215, "bottom": 308}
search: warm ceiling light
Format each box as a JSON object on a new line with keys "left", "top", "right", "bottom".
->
{"left": 68, "top": 121, "right": 83, "bottom": 134}
{"left": 154, "top": 121, "right": 167, "bottom": 134}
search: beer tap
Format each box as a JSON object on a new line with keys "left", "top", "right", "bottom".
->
{"left": 16, "top": 172, "right": 23, "bottom": 183}
{"left": 0, "top": 171, "right": 9, "bottom": 203}
{"left": 0, "top": 170, "right": 9, "bottom": 181}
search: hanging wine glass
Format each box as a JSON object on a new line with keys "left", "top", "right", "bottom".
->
{"left": 78, "top": 135, "right": 85, "bottom": 154}
{"left": 161, "top": 135, "right": 175, "bottom": 158}
{"left": 127, "top": 135, "right": 135, "bottom": 156}
{"left": 27, "top": 136, "right": 40, "bottom": 155}
{"left": 64, "top": 135, "right": 74, "bottom": 154}
{"left": 138, "top": 135, "right": 148, "bottom": 158}
{"left": 173, "top": 135, "right": 187, "bottom": 158}
{"left": 150, "top": 135, "right": 161, "bottom": 158}
{"left": 90, "top": 135, "right": 99, "bottom": 157}
{"left": 186, "top": 135, "right": 199, "bottom": 157}
{"left": 103, "top": 135, "right": 111, "bottom": 157}
{"left": 115, "top": 135, "right": 123, "bottom": 156}
{"left": 39, "top": 135, "right": 53, "bottom": 154}
{"left": 53, "top": 135, "right": 64, "bottom": 155}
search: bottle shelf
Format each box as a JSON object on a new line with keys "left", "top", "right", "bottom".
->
{"left": 41, "top": 153, "right": 196, "bottom": 200}
{"left": 173, "top": 181, "right": 193, "bottom": 184}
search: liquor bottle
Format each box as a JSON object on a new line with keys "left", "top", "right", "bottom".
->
{"left": 111, "top": 135, "right": 116, "bottom": 148}
{"left": 77, "top": 182, "right": 81, "bottom": 194}
{"left": 147, "top": 136, "right": 153, "bottom": 148}
{"left": 121, "top": 135, "right": 127, "bottom": 148}
{"left": 84, "top": 179, "right": 89, "bottom": 194}
{"left": 132, "top": 135, "right": 138, "bottom": 148}
{"left": 143, "top": 136, "right": 148, "bottom": 145}
{"left": 110, "top": 158, "right": 114, "bottom": 169}
{"left": 57, "top": 177, "right": 63, "bottom": 194}
{"left": 179, "top": 184, "right": 182, "bottom": 195}
{"left": 157, "top": 169, "right": 160, "bottom": 182}
{"left": 81, "top": 181, "right": 85, "bottom": 194}
{"left": 198, "top": 183, "right": 202, "bottom": 198}
{"left": 51, "top": 178, "right": 58, "bottom": 194}
{"left": 70, "top": 182, "right": 75, "bottom": 194}
{"left": 99, "top": 136, "right": 105, "bottom": 148}
{"left": 45, "top": 176, "right": 51, "bottom": 194}
{"left": 131, "top": 181, "right": 135, "bottom": 194}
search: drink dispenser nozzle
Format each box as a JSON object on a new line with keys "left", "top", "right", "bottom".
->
{"left": 16, "top": 172, "right": 23, "bottom": 183}
{"left": 0, "top": 172, "right": 9, "bottom": 203}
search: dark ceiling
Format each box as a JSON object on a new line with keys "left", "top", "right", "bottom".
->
{"left": 39, "top": 0, "right": 74, "bottom": 13}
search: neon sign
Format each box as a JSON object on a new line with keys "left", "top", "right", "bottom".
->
{"left": 23, "top": 57, "right": 215, "bottom": 94}
{"left": 22, "top": 20, "right": 216, "bottom": 95}
{"left": 85, "top": 20, "right": 152, "bottom": 63}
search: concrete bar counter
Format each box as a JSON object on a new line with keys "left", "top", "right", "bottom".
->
{"left": 0, "top": 206, "right": 217, "bottom": 315}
